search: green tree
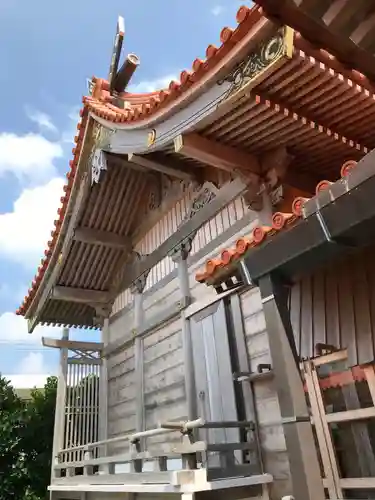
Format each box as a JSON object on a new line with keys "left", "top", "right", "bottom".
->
{"left": 0, "top": 375, "right": 28, "bottom": 500}
{"left": 0, "top": 373, "right": 98, "bottom": 500}
{"left": 23, "top": 376, "right": 57, "bottom": 500}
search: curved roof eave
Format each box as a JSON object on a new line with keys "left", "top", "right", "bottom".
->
{"left": 17, "top": 113, "right": 95, "bottom": 324}
{"left": 17, "top": 3, "right": 268, "bottom": 324}
{"left": 86, "top": 7, "right": 270, "bottom": 132}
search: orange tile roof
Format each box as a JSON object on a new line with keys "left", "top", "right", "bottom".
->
{"left": 195, "top": 159, "right": 359, "bottom": 285}
{"left": 16, "top": 2, "right": 373, "bottom": 320}
{"left": 16, "top": 4, "right": 263, "bottom": 319}
{"left": 83, "top": 5, "right": 264, "bottom": 124}
{"left": 16, "top": 107, "right": 88, "bottom": 317}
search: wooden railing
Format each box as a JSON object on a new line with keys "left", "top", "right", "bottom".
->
{"left": 53, "top": 418, "right": 261, "bottom": 485}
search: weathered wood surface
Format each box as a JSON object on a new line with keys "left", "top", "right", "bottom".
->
{"left": 107, "top": 343, "right": 136, "bottom": 454}
{"left": 290, "top": 246, "right": 375, "bottom": 366}
{"left": 112, "top": 193, "right": 250, "bottom": 315}
{"left": 143, "top": 318, "right": 187, "bottom": 449}
{"left": 105, "top": 192, "right": 290, "bottom": 499}
{"left": 240, "top": 288, "right": 292, "bottom": 500}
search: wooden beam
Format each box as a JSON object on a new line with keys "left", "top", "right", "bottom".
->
{"left": 42, "top": 337, "right": 103, "bottom": 351}
{"left": 108, "top": 16, "right": 125, "bottom": 91}
{"left": 119, "top": 177, "right": 248, "bottom": 292}
{"left": 128, "top": 154, "right": 196, "bottom": 181}
{"left": 258, "top": 274, "right": 325, "bottom": 500}
{"left": 322, "top": 0, "right": 371, "bottom": 33}
{"left": 113, "top": 54, "right": 140, "bottom": 94}
{"left": 351, "top": 11, "right": 375, "bottom": 47}
{"left": 174, "top": 133, "right": 260, "bottom": 175}
{"left": 322, "top": 0, "right": 352, "bottom": 31}
{"left": 51, "top": 286, "right": 110, "bottom": 305}
{"left": 295, "top": 0, "right": 320, "bottom": 9}
{"left": 73, "top": 227, "right": 131, "bottom": 250}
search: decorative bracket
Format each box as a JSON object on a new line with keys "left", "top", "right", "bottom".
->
{"left": 241, "top": 147, "right": 293, "bottom": 212}
{"left": 93, "top": 304, "right": 112, "bottom": 327}
{"left": 168, "top": 181, "right": 219, "bottom": 260}
{"left": 129, "top": 252, "right": 151, "bottom": 294}
{"left": 89, "top": 125, "right": 115, "bottom": 185}
{"left": 91, "top": 149, "right": 108, "bottom": 185}
{"left": 184, "top": 181, "right": 219, "bottom": 221}
{"left": 218, "top": 26, "right": 293, "bottom": 99}
{"left": 168, "top": 236, "right": 193, "bottom": 263}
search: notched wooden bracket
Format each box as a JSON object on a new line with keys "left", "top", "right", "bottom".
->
{"left": 239, "top": 146, "right": 294, "bottom": 212}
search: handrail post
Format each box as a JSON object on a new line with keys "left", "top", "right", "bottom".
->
{"left": 130, "top": 440, "right": 143, "bottom": 472}
{"left": 83, "top": 448, "right": 94, "bottom": 476}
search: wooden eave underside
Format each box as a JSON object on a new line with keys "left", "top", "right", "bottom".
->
{"left": 37, "top": 159, "right": 149, "bottom": 329}
{"left": 256, "top": 0, "right": 375, "bottom": 81}
{"left": 30, "top": 29, "right": 375, "bottom": 329}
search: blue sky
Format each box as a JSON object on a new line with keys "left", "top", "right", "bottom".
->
{"left": 0, "top": 0, "right": 247, "bottom": 386}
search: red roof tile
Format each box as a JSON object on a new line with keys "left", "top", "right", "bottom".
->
{"left": 83, "top": 5, "right": 263, "bottom": 124}
{"left": 16, "top": 107, "right": 89, "bottom": 317}
{"left": 195, "top": 159, "right": 359, "bottom": 285}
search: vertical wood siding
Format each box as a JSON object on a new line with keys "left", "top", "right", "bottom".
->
{"left": 240, "top": 288, "right": 292, "bottom": 500}
{"left": 112, "top": 194, "right": 249, "bottom": 315}
{"left": 107, "top": 344, "right": 136, "bottom": 454}
{"left": 143, "top": 318, "right": 186, "bottom": 451}
{"left": 290, "top": 247, "right": 375, "bottom": 366}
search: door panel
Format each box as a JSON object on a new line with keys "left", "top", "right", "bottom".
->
{"left": 190, "top": 300, "right": 239, "bottom": 444}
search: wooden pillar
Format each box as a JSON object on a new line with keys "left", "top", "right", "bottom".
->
{"left": 171, "top": 238, "right": 196, "bottom": 420}
{"left": 51, "top": 328, "right": 69, "bottom": 479}
{"left": 258, "top": 274, "right": 324, "bottom": 500}
{"left": 131, "top": 276, "right": 147, "bottom": 434}
{"left": 99, "top": 318, "right": 109, "bottom": 458}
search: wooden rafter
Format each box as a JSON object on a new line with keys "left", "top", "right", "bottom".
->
{"left": 174, "top": 133, "right": 260, "bottom": 175}
{"left": 128, "top": 153, "right": 196, "bottom": 181}
{"left": 73, "top": 227, "right": 131, "bottom": 250}
{"left": 51, "top": 286, "right": 110, "bottom": 305}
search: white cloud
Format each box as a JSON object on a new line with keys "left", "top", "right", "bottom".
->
{"left": 0, "top": 177, "right": 65, "bottom": 268}
{"left": 61, "top": 106, "right": 80, "bottom": 145}
{"left": 25, "top": 107, "right": 58, "bottom": 134}
{"left": 128, "top": 74, "right": 177, "bottom": 93}
{"left": 211, "top": 5, "right": 225, "bottom": 15}
{"left": 16, "top": 351, "right": 49, "bottom": 375}
{"left": 0, "top": 132, "right": 62, "bottom": 182}
{"left": 0, "top": 312, "right": 61, "bottom": 345}
{"left": 4, "top": 373, "right": 50, "bottom": 389}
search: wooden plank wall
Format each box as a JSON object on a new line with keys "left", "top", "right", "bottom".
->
{"left": 105, "top": 189, "right": 295, "bottom": 498}
{"left": 290, "top": 246, "right": 375, "bottom": 366}
{"left": 111, "top": 192, "right": 249, "bottom": 315}
{"left": 106, "top": 199, "right": 259, "bottom": 448}
{"left": 240, "top": 287, "right": 292, "bottom": 500}
{"left": 143, "top": 317, "right": 187, "bottom": 451}
{"left": 107, "top": 343, "right": 136, "bottom": 454}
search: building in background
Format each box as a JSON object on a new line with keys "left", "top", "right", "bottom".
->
{"left": 5, "top": 374, "right": 48, "bottom": 401}
{"left": 16, "top": 2, "right": 375, "bottom": 499}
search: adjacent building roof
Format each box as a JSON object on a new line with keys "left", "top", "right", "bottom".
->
{"left": 195, "top": 159, "right": 358, "bottom": 284}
